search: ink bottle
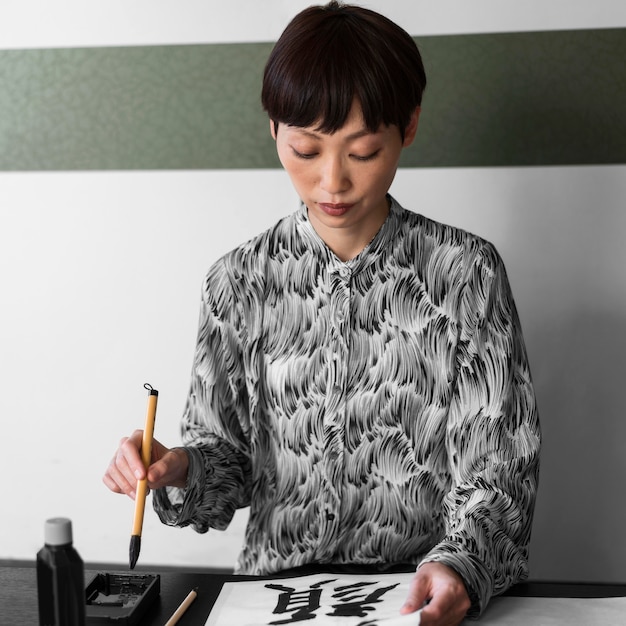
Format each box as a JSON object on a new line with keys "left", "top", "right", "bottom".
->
{"left": 37, "top": 517, "right": 86, "bottom": 626}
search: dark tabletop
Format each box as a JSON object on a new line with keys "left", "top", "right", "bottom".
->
{"left": 3, "top": 563, "right": 625, "bottom": 626}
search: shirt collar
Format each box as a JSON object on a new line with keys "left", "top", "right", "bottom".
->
{"left": 295, "top": 195, "right": 404, "bottom": 274}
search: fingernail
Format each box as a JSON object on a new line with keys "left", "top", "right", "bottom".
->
{"left": 134, "top": 469, "right": 142, "bottom": 480}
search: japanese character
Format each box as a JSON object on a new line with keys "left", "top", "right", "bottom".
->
{"left": 265, "top": 579, "right": 337, "bottom": 624}
{"left": 327, "top": 581, "right": 400, "bottom": 618}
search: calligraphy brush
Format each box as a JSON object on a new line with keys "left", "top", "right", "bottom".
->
{"left": 129, "top": 383, "right": 158, "bottom": 569}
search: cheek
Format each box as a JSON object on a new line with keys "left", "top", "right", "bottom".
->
{"left": 280, "top": 158, "right": 313, "bottom": 192}
{"left": 369, "top": 157, "right": 402, "bottom": 192}
{"left": 359, "top": 165, "right": 395, "bottom": 195}
{"left": 277, "top": 144, "right": 303, "bottom": 177}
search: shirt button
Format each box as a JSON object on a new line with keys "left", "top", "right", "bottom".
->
{"left": 326, "top": 512, "right": 336, "bottom": 521}
{"left": 338, "top": 267, "right": 350, "bottom": 279}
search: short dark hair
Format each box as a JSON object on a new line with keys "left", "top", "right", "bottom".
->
{"left": 261, "top": 1, "right": 426, "bottom": 140}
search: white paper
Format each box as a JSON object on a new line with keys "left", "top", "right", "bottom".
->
{"left": 205, "top": 572, "right": 421, "bottom": 626}
{"left": 205, "top": 572, "right": 626, "bottom": 626}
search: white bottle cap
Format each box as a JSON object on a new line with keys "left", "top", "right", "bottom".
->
{"left": 44, "top": 517, "right": 73, "bottom": 546}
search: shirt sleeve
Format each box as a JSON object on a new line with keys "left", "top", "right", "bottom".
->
{"left": 153, "top": 257, "right": 253, "bottom": 533}
{"left": 419, "top": 241, "right": 541, "bottom": 617}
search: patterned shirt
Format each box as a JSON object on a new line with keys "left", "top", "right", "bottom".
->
{"left": 153, "top": 196, "right": 540, "bottom": 615}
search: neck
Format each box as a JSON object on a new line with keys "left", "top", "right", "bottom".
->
{"left": 322, "top": 231, "right": 375, "bottom": 262}
{"left": 308, "top": 199, "right": 390, "bottom": 262}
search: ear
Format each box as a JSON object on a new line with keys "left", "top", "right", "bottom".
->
{"left": 269, "top": 119, "right": 278, "bottom": 140}
{"left": 402, "top": 107, "right": 421, "bottom": 147}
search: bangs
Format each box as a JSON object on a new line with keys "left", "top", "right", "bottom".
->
{"left": 265, "top": 24, "right": 391, "bottom": 133}
{"left": 262, "top": 4, "right": 426, "bottom": 137}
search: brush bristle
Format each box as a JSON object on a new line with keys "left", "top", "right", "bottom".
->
{"left": 129, "top": 534, "right": 141, "bottom": 570}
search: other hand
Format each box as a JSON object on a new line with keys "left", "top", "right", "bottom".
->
{"left": 400, "top": 562, "right": 471, "bottom": 626}
{"left": 102, "top": 429, "right": 189, "bottom": 499}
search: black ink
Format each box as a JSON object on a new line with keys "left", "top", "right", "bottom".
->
{"left": 327, "top": 581, "right": 400, "bottom": 618}
{"left": 264, "top": 578, "right": 399, "bottom": 624}
{"left": 265, "top": 580, "right": 337, "bottom": 624}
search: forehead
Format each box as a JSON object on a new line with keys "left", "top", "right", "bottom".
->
{"left": 286, "top": 101, "right": 382, "bottom": 139}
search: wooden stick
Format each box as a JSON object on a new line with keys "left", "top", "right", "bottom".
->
{"left": 164, "top": 588, "right": 198, "bottom": 626}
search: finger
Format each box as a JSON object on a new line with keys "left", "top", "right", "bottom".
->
{"left": 400, "top": 575, "right": 430, "bottom": 615}
{"left": 102, "top": 431, "right": 145, "bottom": 498}
{"left": 103, "top": 452, "right": 137, "bottom": 499}
{"left": 147, "top": 447, "right": 187, "bottom": 489}
{"left": 102, "top": 469, "right": 124, "bottom": 495}
{"left": 146, "top": 458, "right": 169, "bottom": 488}
{"left": 123, "top": 430, "right": 149, "bottom": 480}
{"left": 418, "top": 593, "right": 448, "bottom": 625}
{"left": 418, "top": 581, "right": 471, "bottom": 626}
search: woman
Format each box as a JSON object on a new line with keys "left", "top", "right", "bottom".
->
{"left": 104, "top": 3, "right": 540, "bottom": 624}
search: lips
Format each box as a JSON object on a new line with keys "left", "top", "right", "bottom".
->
{"left": 318, "top": 202, "right": 354, "bottom": 217}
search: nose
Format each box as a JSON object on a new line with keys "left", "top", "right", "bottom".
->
{"left": 319, "top": 154, "right": 350, "bottom": 195}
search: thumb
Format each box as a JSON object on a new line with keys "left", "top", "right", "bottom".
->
{"left": 147, "top": 447, "right": 188, "bottom": 489}
{"left": 400, "top": 572, "right": 430, "bottom": 615}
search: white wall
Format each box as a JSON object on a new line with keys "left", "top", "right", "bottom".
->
{"left": 0, "top": 170, "right": 298, "bottom": 568}
{"left": 2, "top": 0, "right": 625, "bottom": 49}
{"left": 1, "top": 1, "right": 625, "bottom": 581}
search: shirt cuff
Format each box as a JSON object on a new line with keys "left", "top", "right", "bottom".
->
{"left": 152, "top": 445, "right": 210, "bottom": 531}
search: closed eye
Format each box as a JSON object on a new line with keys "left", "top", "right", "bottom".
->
{"left": 290, "top": 147, "right": 381, "bottom": 161}
{"left": 351, "top": 149, "right": 381, "bottom": 162}
{"left": 292, "top": 148, "right": 318, "bottom": 160}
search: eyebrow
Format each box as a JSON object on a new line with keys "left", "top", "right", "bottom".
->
{"left": 293, "top": 127, "right": 380, "bottom": 141}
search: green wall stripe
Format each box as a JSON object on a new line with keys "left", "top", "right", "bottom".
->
{"left": 415, "top": 28, "right": 626, "bottom": 168}
{"left": 0, "top": 28, "right": 624, "bottom": 171}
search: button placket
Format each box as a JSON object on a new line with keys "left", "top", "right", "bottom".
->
{"left": 318, "top": 263, "right": 352, "bottom": 559}
{"left": 328, "top": 264, "right": 351, "bottom": 403}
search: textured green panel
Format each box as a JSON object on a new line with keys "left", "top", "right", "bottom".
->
{"left": 0, "top": 43, "right": 279, "bottom": 170}
{"left": 409, "top": 28, "right": 626, "bottom": 167}
{"left": 0, "top": 29, "right": 624, "bottom": 170}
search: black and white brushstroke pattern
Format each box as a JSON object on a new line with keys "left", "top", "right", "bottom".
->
{"left": 154, "top": 196, "right": 540, "bottom": 615}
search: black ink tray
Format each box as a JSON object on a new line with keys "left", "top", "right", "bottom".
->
{"left": 85, "top": 572, "right": 160, "bottom": 625}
